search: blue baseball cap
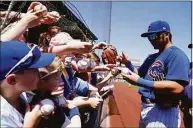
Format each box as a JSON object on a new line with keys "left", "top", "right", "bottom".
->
{"left": 0, "top": 41, "right": 56, "bottom": 81}
{"left": 141, "top": 20, "right": 171, "bottom": 37}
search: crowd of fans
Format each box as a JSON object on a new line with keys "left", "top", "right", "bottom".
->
{"left": 0, "top": 2, "right": 192, "bottom": 128}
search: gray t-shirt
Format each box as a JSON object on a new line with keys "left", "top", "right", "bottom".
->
{"left": 1, "top": 94, "right": 27, "bottom": 127}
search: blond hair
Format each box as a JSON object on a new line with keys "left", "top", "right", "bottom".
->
{"left": 39, "top": 57, "right": 68, "bottom": 79}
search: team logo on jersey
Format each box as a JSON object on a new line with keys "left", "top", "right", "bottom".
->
{"left": 148, "top": 60, "right": 165, "bottom": 80}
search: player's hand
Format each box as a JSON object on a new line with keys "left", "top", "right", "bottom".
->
{"left": 121, "top": 70, "right": 139, "bottom": 84}
{"left": 117, "top": 52, "right": 130, "bottom": 65}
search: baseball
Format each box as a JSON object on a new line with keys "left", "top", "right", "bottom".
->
{"left": 88, "top": 59, "right": 96, "bottom": 68}
{"left": 121, "top": 67, "right": 129, "bottom": 74}
{"left": 40, "top": 99, "right": 55, "bottom": 116}
{"left": 33, "top": 4, "right": 47, "bottom": 17}
{"left": 77, "top": 59, "right": 89, "bottom": 70}
{"left": 49, "top": 11, "right": 60, "bottom": 18}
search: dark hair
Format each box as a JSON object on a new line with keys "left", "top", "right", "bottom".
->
{"left": 168, "top": 32, "right": 172, "bottom": 42}
{"left": 38, "top": 32, "right": 50, "bottom": 51}
{"left": 161, "top": 32, "right": 172, "bottom": 42}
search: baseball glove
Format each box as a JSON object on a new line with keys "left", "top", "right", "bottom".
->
{"left": 101, "top": 45, "right": 118, "bottom": 64}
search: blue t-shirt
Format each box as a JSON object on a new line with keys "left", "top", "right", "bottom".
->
{"left": 62, "top": 68, "right": 89, "bottom": 98}
{"left": 138, "top": 46, "right": 190, "bottom": 100}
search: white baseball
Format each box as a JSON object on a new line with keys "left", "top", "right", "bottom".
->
{"left": 121, "top": 67, "right": 129, "bottom": 74}
{"left": 49, "top": 11, "right": 60, "bottom": 18}
{"left": 40, "top": 99, "right": 54, "bottom": 116}
{"left": 34, "top": 4, "right": 47, "bottom": 17}
{"left": 101, "top": 84, "right": 115, "bottom": 91}
{"left": 88, "top": 60, "right": 96, "bottom": 68}
{"left": 77, "top": 59, "right": 89, "bottom": 70}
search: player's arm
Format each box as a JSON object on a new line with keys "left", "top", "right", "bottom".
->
{"left": 122, "top": 72, "right": 186, "bottom": 94}
{"left": 123, "top": 49, "right": 190, "bottom": 94}
{"left": 152, "top": 80, "right": 186, "bottom": 94}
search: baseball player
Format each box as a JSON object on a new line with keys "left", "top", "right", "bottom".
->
{"left": 120, "top": 21, "right": 190, "bottom": 127}
{"left": 180, "top": 44, "right": 192, "bottom": 128}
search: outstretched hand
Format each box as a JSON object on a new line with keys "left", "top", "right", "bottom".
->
{"left": 121, "top": 69, "right": 139, "bottom": 84}
{"left": 25, "top": 2, "right": 60, "bottom": 27}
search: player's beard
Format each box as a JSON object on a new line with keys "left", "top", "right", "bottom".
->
{"left": 150, "top": 41, "right": 160, "bottom": 49}
{"left": 151, "top": 40, "right": 167, "bottom": 50}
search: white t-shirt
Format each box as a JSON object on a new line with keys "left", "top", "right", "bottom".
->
{"left": 1, "top": 94, "right": 27, "bottom": 128}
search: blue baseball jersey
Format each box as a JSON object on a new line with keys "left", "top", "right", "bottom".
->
{"left": 138, "top": 46, "right": 190, "bottom": 100}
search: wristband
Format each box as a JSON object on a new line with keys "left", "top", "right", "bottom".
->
{"left": 69, "top": 107, "right": 80, "bottom": 119}
{"left": 125, "top": 61, "right": 135, "bottom": 72}
{"left": 137, "top": 78, "right": 154, "bottom": 88}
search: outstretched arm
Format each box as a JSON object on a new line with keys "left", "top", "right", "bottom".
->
{"left": 122, "top": 71, "right": 185, "bottom": 94}
{"left": 47, "top": 42, "right": 93, "bottom": 56}
{"left": 96, "top": 72, "right": 114, "bottom": 91}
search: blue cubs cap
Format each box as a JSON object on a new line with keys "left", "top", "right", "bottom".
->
{"left": 0, "top": 41, "right": 56, "bottom": 81}
{"left": 141, "top": 20, "right": 171, "bottom": 37}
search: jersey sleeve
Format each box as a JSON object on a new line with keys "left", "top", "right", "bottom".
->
{"left": 165, "top": 50, "right": 190, "bottom": 84}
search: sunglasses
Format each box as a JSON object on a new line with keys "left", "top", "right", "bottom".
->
{"left": 148, "top": 33, "right": 159, "bottom": 41}
{"left": 5, "top": 44, "right": 41, "bottom": 77}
